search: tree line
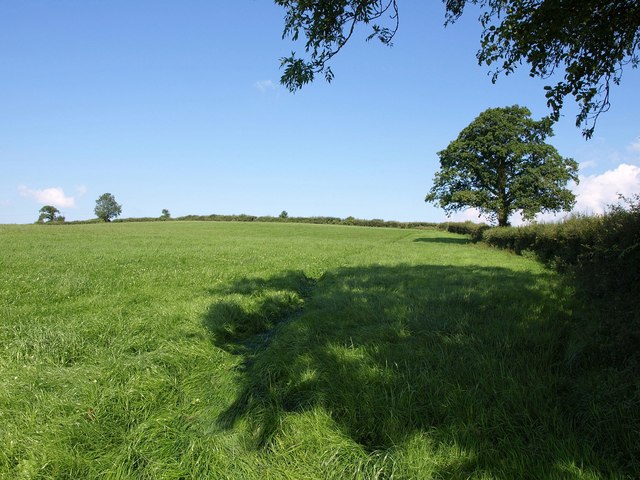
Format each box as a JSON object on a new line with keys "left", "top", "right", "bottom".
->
{"left": 36, "top": 193, "right": 125, "bottom": 224}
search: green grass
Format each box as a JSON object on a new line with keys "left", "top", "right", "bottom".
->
{"left": 0, "top": 222, "right": 636, "bottom": 478}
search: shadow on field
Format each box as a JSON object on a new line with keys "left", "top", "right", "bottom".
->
{"left": 202, "top": 264, "right": 623, "bottom": 477}
{"left": 413, "top": 237, "right": 470, "bottom": 245}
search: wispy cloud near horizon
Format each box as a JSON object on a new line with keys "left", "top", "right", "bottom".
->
{"left": 76, "top": 185, "right": 89, "bottom": 197}
{"left": 627, "top": 137, "right": 640, "bottom": 154}
{"left": 254, "top": 79, "right": 277, "bottom": 92}
{"left": 18, "top": 186, "right": 76, "bottom": 208}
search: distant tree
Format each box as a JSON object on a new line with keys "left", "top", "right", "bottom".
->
{"left": 425, "top": 105, "right": 579, "bottom": 227}
{"left": 37, "top": 205, "right": 64, "bottom": 223}
{"left": 275, "top": 0, "right": 640, "bottom": 137}
{"left": 279, "top": 210, "right": 289, "bottom": 219}
{"left": 94, "top": 193, "right": 122, "bottom": 222}
{"left": 160, "top": 209, "right": 171, "bottom": 220}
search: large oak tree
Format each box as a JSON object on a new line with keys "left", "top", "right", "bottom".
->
{"left": 425, "top": 105, "right": 578, "bottom": 226}
{"left": 276, "top": 0, "right": 640, "bottom": 137}
{"left": 94, "top": 193, "right": 122, "bottom": 222}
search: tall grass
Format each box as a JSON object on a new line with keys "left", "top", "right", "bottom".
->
{"left": 472, "top": 199, "right": 640, "bottom": 477}
{"left": 0, "top": 222, "right": 636, "bottom": 478}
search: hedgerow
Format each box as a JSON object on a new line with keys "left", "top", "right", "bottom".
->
{"left": 437, "top": 221, "right": 490, "bottom": 241}
{"left": 477, "top": 197, "right": 640, "bottom": 464}
{"left": 66, "top": 214, "right": 439, "bottom": 229}
{"left": 481, "top": 197, "right": 640, "bottom": 370}
{"left": 481, "top": 197, "right": 639, "bottom": 303}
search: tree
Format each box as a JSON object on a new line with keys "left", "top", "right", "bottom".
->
{"left": 275, "top": 0, "right": 640, "bottom": 137}
{"left": 160, "top": 209, "right": 171, "bottom": 220}
{"left": 279, "top": 210, "right": 289, "bottom": 219}
{"left": 425, "top": 105, "right": 578, "bottom": 226}
{"left": 37, "top": 205, "right": 64, "bottom": 223}
{"left": 94, "top": 193, "right": 122, "bottom": 222}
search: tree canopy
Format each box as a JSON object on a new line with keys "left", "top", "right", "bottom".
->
{"left": 94, "top": 193, "right": 122, "bottom": 222}
{"left": 276, "top": 0, "right": 640, "bottom": 137}
{"left": 37, "top": 205, "right": 64, "bottom": 223}
{"left": 425, "top": 105, "right": 579, "bottom": 226}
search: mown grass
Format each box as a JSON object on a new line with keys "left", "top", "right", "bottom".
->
{"left": 0, "top": 222, "right": 636, "bottom": 478}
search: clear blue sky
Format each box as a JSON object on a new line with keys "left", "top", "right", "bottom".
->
{"left": 2, "top": 1, "right": 639, "bottom": 224}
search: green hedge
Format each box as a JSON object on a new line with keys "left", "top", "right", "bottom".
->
{"left": 437, "top": 221, "right": 490, "bottom": 241}
{"left": 481, "top": 197, "right": 640, "bottom": 368}
{"left": 480, "top": 198, "right": 640, "bottom": 461}
{"left": 481, "top": 199, "right": 640, "bottom": 297}
{"left": 64, "top": 214, "right": 439, "bottom": 229}
{"left": 482, "top": 215, "right": 603, "bottom": 270}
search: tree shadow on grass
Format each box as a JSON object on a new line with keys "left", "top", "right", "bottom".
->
{"left": 203, "top": 264, "right": 630, "bottom": 477}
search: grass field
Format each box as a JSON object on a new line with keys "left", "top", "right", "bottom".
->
{"left": 0, "top": 222, "right": 635, "bottom": 479}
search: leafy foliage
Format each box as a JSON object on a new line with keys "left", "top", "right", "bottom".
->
{"left": 94, "top": 193, "right": 122, "bottom": 222}
{"left": 425, "top": 105, "right": 578, "bottom": 226}
{"left": 275, "top": 0, "right": 398, "bottom": 91}
{"left": 483, "top": 195, "right": 640, "bottom": 302}
{"left": 276, "top": 0, "right": 640, "bottom": 136}
{"left": 36, "top": 205, "right": 65, "bottom": 223}
{"left": 446, "top": 0, "right": 640, "bottom": 137}
{"left": 437, "top": 220, "right": 490, "bottom": 240}
{"left": 579, "top": 195, "right": 640, "bottom": 304}
{"left": 160, "top": 209, "right": 171, "bottom": 220}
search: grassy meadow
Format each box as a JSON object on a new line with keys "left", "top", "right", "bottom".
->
{"left": 0, "top": 222, "right": 635, "bottom": 479}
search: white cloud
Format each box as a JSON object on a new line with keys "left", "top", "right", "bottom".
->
{"left": 18, "top": 186, "right": 76, "bottom": 208}
{"left": 254, "top": 79, "right": 276, "bottom": 92}
{"left": 76, "top": 185, "right": 88, "bottom": 197}
{"left": 628, "top": 137, "right": 640, "bottom": 154}
{"left": 447, "top": 207, "right": 486, "bottom": 223}
{"left": 579, "top": 160, "right": 597, "bottom": 170}
{"left": 572, "top": 163, "right": 640, "bottom": 215}
{"left": 531, "top": 210, "right": 571, "bottom": 225}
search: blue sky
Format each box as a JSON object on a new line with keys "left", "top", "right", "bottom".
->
{"left": 2, "top": 1, "right": 639, "bottom": 224}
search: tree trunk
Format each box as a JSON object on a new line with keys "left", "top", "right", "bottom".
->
{"left": 497, "top": 162, "right": 510, "bottom": 227}
{"left": 498, "top": 208, "right": 510, "bottom": 227}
